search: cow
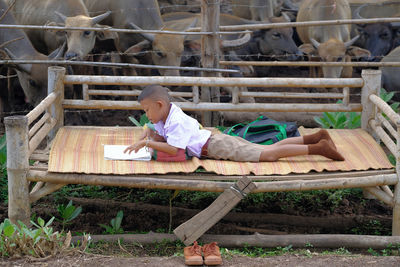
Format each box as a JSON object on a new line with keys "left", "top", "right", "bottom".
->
{"left": 354, "top": 3, "right": 400, "bottom": 61}
{"left": 82, "top": 0, "right": 247, "bottom": 76}
{"left": 0, "top": 0, "right": 63, "bottom": 107}
{"left": 162, "top": 12, "right": 303, "bottom": 70}
{"left": 6, "top": 0, "right": 113, "bottom": 59}
{"left": 296, "top": 0, "right": 370, "bottom": 78}
{"left": 381, "top": 46, "right": 400, "bottom": 101}
{"left": 232, "top": 0, "right": 299, "bottom": 21}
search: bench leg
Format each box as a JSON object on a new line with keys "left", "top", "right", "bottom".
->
{"left": 5, "top": 116, "right": 30, "bottom": 225}
{"left": 174, "top": 176, "right": 256, "bottom": 246}
{"left": 393, "top": 183, "right": 400, "bottom": 235}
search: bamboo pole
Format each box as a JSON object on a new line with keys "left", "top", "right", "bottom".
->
{"left": 392, "top": 112, "right": 400, "bottom": 235}
{"left": 62, "top": 100, "right": 362, "bottom": 113}
{"left": 381, "top": 185, "right": 394, "bottom": 198}
{"left": 364, "top": 186, "right": 394, "bottom": 207}
{"left": 71, "top": 233, "right": 400, "bottom": 249}
{"left": 30, "top": 181, "right": 44, "bottom": 194}
{"left": 0, "top": 23, "right": 246, "bottom": 35}
{"left": 190, "top": 17, "right": 400, "bottom": 32}
{"left": 370, "top": 119, "right": 397, "bottom": 157}
{"left": 26, "top": 170, "right": 398, "bottom": 193}
{"left": 201, "top": 0, "right": 221, "bottom": 126}
{"left": 82, "top": 84, "right": 89, "bottom": 101}
{"left": 5, "top": 116, "right": 30, "bottom": 225}
{"left": 26, "top": 92, "right": 57, "bottom": 125}
{"left": 377, "top": 113, "right": 398, "bottom": 141}
{"left": 239, "top": 91, "right": 344, "bottom": 99}
{"left": 343, "top": 87, "right": 350, "bottom": 106}
{"left": 87, "top": 89, "right": 193, "bottom": 98}
{"left": 370, "top": 94, "right": 400, "bottom": 126}
{"left": 64, "top": 75, "right": 363, "bottom": 88}
{"left": 0, "top": 59, "right": 239, "bottom": 74}
{"left": 29, "top": 118, "right": 57, "bottom": 155}
{"left": 47, "top": 67, "right": 65, "bottom": 141}
{"left": 361, "top": 70, "right": 381, "bottom": 132}
{"left": 219, "top": 61, "right": 400, "bottom": 68}
{"left": 29, "top": 183, "right": 66, "bottom": 203}
{"left": 28, "top": 112, "right": 50, "bottom": 139}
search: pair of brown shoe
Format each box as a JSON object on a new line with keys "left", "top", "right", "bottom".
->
{"left": 184, "top": 241, "right": 222, "bottom": 266}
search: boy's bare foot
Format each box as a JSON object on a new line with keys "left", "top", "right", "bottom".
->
{"left": 303, "top": 129, "right": 337, "bottom": 150}
{"left": 308, "top": 139, "right": 344, "bottom": 161}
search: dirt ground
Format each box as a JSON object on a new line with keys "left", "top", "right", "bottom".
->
{"left": 1, "top": 253, "right": 400, "bottom": 267}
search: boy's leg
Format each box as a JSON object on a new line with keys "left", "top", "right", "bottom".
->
{"left": 259, "top": 139, "right": 344, "bottom": 161}
{"left": 303, "top": 129, "right": 337, "bottom": 149}
{"left": 273, "top": 129, "right": 336, "bottom": 149}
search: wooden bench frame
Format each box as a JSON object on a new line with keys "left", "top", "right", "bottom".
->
{"left": 5, "top": 67, "right": 400, "bottom": 237}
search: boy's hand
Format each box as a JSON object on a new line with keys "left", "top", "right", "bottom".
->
{"left": 124, "top": 140, "right": 146, "bottom": 154}
{"left": 139, "top": 127, "right": 153, "bottom": 141}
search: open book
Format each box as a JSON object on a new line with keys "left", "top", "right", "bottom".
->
{"left": 104, "top": 145, "right": 152, "bottom": 161}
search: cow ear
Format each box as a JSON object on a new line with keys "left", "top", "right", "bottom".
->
{"left": 124, "top": 40, "right": 151, "bottom": 55}
{"left": 96, "top": 26, "right": 118, "bottom": 41}
{"left": 45, "top": 21, "right": 65, "bottom": 34}
{"left": 347, "top": 46, "right": 371, "bottom": 58}
{"left": 184, "top": 40, "right": 201, "bottom": 52}
{"left": 299, "top": 43, "right": 316, "bottom": 55}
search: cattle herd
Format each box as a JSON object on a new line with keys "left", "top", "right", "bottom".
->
{"left": 0, "top": 0, "right": 400, "bottom": 115}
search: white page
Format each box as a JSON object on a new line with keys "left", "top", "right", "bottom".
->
{"left": 104, "top": 145, "right": 151, "bottom": 161}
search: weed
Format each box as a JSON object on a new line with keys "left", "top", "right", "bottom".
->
{"left": 56, "top": 200, "right": 82, "bottom": 230}
{"left": 99, "top": 210, "right": 124, "bottom": 234}
{"left": 351, "top": 220, "right": 389, "bottom": 236}
{"left": 0, "top": 134, "right": 7, "bottom": 204}
{"left": 0, "top": 217, "right": 66, "bottom": 257}
{"left": 314, "top": 101, "right": 361, "bottom": 129}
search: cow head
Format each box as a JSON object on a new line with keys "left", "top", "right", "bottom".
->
{"left": 299, "top": 36, "right": 369, "bottom": 78}
{"left": 4, "top": 44, "right": 65, "bottom": 106}
{"left": 125, "top": 20, "right": 199, "bottom": 76}
{"left": 355, "top": 4, "right": 400, "bottom": 61}
{"left": 53, "top": 11, "right": 117, "bottom": 60}
{"left": 254, "top": 13, "right": 302, "bottom": 60}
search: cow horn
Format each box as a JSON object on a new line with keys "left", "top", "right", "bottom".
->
{"left": 344, "top": 35, "right": 360, "bottom": 48}
{"left": 354, "top": 3, "right": 367, "bottom": 20}
{"left": 129, "top": 22, "right": 155, "bottom": 42}
{"left": 54, "top": 11, "right": 67, "bottom": 23}
{"left": 4, "top": 48, "right": 32, "bottom": 73}
{"left": 91, "top": 11, "right": 111, "bottom": 25}
{"left": 221, "top": 32, "right": 251, "bottom": 51}
{"left": 48, "top": 41, "right": 66, "bottom": 59}
{"left": 310, "top": 38, "right": 320, "bottom": 48}
{"left": 185, "top": 18, "right": 198, "bottom": 31}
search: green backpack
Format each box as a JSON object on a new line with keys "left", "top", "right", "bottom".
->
{"left": 223, "top": 116, "right": 300, "bottom": 145}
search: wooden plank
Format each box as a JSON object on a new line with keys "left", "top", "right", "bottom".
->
{"left": 174, "top": 176, "right": 256, "bottom": 245}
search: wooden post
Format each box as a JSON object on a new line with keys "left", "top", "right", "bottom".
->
{"left": 361, "top": 69, "right": 381, "bottom": 132}
{"left": 392, "top": 121, "right": 400, "bottom": 235}
{"left": 174, "top": 176, "right": 256, "bottom": 245}
{"left": 48, "top": 66, "right": 66, "bottom": 142}
{"left": 201, "top": 0, "right": 221, "bottom": 126}
{"left": 361, "top": 69, "right": 382, "bottom": 200}
{"left": 5, "top": 116, "right": 30, "bottom": 225}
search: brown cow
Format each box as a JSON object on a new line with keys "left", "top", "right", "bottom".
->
{"left": 296, "top": 0, "right": 369, "bottom": 78}
{"left": 0, "top": 0, "right": 63, "bottom": 106}
{"left": 7, "top": 0, "right": 114, "bottom": 59}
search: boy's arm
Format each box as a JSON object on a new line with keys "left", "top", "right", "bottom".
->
{"left": 124, "top": 139, "right": 181, "bottom": 156}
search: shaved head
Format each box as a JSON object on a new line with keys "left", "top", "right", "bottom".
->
{"left": 138, "top": 85, "right": 170, "bottom": 103}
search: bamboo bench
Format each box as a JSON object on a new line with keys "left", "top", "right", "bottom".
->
{"left": 5, "top": 67, "right": 400, "bottom": 242}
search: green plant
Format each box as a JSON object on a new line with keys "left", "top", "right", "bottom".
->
{"left": 0, "top": 134, "right": 7, "bottom": 204}
{"left": 99, "top": 210, "right": 124, "bottom": 234}
{"left": 380, "top": 88, "right": 400, "bottom": 114}
{"left": 314, "top": 101, "right": 361, "bottom": 129}
{"left": 0, "top": 217, "right": 66, "bottom": 257}
{"left": 56, "top": 200, "right": 82, "bottom": 230}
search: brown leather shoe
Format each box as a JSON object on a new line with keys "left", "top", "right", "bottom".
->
{"left": 184, "top": 241, "right": 203, "bottom": 266}
{"left": 202, "top": 242, "right": 222, "bottom": 266}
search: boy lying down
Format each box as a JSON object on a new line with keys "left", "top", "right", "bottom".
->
{"left": 124, "top": 85, "right": 344, "bottom": 162}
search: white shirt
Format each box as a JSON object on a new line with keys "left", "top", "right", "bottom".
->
{"left": 154, "top": 103, "right": 211, "bottom": 157}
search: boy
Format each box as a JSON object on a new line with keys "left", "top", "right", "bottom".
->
{"left": 124, "top": 85, "right": 344, "bottom": 162}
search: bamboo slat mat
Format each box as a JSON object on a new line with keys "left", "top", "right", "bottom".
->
{"left": 48, "top": 126, "right": 393, "bottom": 175}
